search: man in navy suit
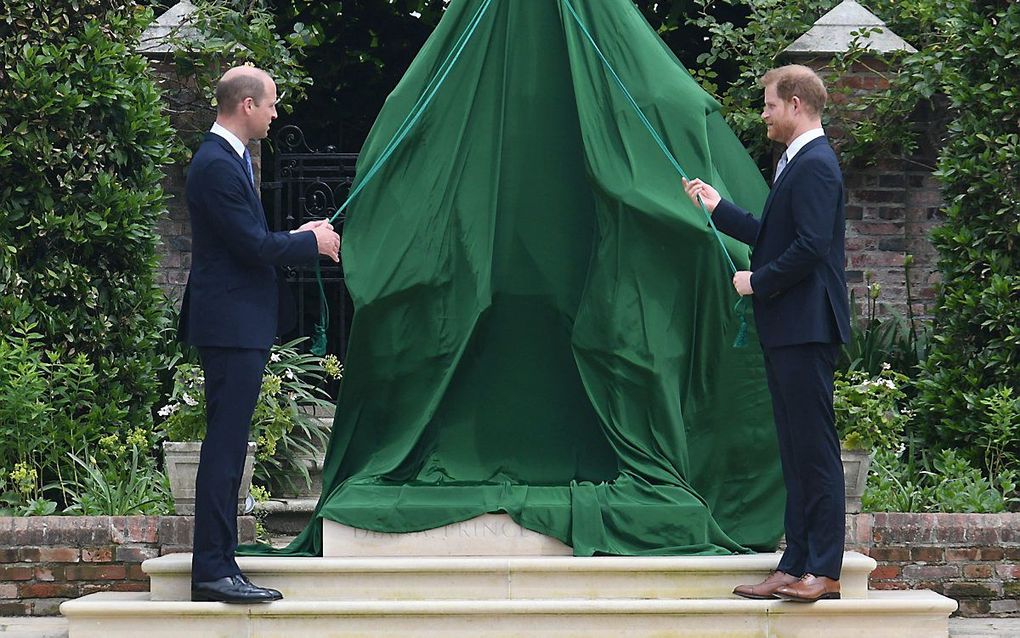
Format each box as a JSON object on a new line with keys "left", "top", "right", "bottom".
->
{"left": 683, "top": 64, "right": 850, "bottom": 603}
{"left": 180, "top": 66, "right": 340, "bottom": 603}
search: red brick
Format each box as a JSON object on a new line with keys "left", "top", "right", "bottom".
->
{"left": 870, "top": 565, "right": 901, "bottom": 580}
{"left": 0, "top": 565, "right": 35, "bottom": 581}
{"left": 0, "top": 583, "right": 17, "bottom": 598}
{"left": 19, "top": 582, "right": 79, "bottom": 598}
{"left": 964, "top": 564, "right": 994, "bottom": 579}
{"left": 34, "top": 565, "right": 63, "bottom": 582}
{"left": 947, "top": 548, "right": 980, "bottom": 561}
{"left": 0, "top": 548, "right": 19, "bottom": 562}
{"left": 125, "top": 564, "right": 148, "bottom": 581}
{"left": 64, "top": 564, "right": 126, "bottom": 581}
{"left": 125, "top": 518, "right": 159, "bottom": 543}
{"left": 902, "top": 564, "right": 959, "bottom": 579}
{"left": 911, "top": 546, "right": 945, "bottom": 562}
{"left": 965, "top": 527, "right": 1001, "bottom": 544}
{"left": 81, "top": 547, "right": 114, "bottom": 562}
{"left": 36, "top": 547, "right": 80, "bottom": 562}
{"left": 980, "top": 548, "right": 1006, "bottom": 561}
{"left": 868, "top": 546, "right": 911, "bottom": 562}
{"left": 996, "top": 564, "right": 1020, "bottom": 579}
{"left": 0, "top": 602, "right": 29, "bottom": 615}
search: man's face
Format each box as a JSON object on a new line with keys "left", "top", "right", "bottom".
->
{"left": 761, "top": 83, "right": 796, "bottom": 145}
{"left": 246, "top": 79, "right": 278, "bottom": 140}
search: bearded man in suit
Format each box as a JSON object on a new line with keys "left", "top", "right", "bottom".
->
{"left": 179, "top": 65, "right": 340, "bottom": 603}
{"left": 683, "top": 64, "right": 851, "bottom": 603}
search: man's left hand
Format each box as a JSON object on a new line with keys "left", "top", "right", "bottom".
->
{"left": 733, "top": 271, "right": 753, "bottom": 296}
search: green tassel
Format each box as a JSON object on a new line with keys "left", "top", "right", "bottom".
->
{"left": 311, "top": 261, "right": 329, "bottom": 357}
{"left": 311, "top": 320, "right": 327, "bottom": 356}
{"left": 733, "top": 313, "right": 748, "bottom": 348}
{"left": 732, "top": 297, "right": 749, "bottom": 348}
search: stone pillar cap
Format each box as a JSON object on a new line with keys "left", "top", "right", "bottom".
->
{"left": 784, "top": 0, "right": 917, "bottom": 56}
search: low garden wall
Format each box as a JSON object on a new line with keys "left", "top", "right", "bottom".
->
{"left": 0, "top": 516, "right": 255, "bottom": 616}
{"left": 0, "top": 513, "right": 1017, "bottom": 617}
{"left": 847, "top": 513, "right": 1020, "bottom": 616}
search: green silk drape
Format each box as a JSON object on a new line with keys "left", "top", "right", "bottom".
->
{"left": 248, "top": 0, "right": 783, "bottom": 558}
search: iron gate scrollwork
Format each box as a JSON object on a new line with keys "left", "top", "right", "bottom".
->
{"left": 263, "top": 124, "right": 357, "bottom": 361}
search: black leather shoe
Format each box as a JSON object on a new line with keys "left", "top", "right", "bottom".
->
{"left": 236, "top": 573, "right": 283, "bottom": 599}
{"left": 191, "top": 574, "right": 283, "bottom": 603}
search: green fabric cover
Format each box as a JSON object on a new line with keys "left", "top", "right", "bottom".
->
{"left": 250, "top": 0, "right": 783, "bottom": 557}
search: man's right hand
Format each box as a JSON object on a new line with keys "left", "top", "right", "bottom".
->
{"left": 682, "top": 177, "right": 721, "bottom": 213}
{"left": 301, "top": 219, "right": 340, "bottom": 262}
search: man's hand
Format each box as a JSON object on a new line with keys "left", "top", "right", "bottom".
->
{"left": 682, "top": 177, "right": 721, "bottom": 213}
{"left": 301, "top": 219, "right": 340, "bottom": 263}
{"left": 733, "top": 271, "right": 753, "bottom": 296}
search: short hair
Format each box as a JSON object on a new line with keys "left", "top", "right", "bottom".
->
{"left": 761, "top": 65, "right": 827, "bottom": 115}
{"left": 215, "top": 70, "right": 268, "bottom": 114}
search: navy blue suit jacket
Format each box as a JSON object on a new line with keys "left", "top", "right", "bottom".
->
{"left": 179, "top": 133, "right": 318, "bottom": 349}
{"left": 712, "top": 137, "right": 850, "bottom": 348}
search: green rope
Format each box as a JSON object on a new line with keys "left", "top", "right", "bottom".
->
{"left": 559, "top": 0, "right": 749, "bottom": 347}
{"left": 310, "top": 0, "right": 496, "bottom": 354}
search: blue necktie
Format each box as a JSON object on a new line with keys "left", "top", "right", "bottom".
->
{"left": 774, "top": 151, "right": 789, "bottom": 184}
{"left": 242, "top": 147, "right": 255, "bottom": 187}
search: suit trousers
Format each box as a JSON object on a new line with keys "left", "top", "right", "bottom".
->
{"left": 192, "top": 346, "right": 269, "bottom": 583}
{"left": 763, "top": 342, "right": 845, "bottom": 581}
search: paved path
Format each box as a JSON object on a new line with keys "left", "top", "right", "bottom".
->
{"left": 3, "top": 615, "right": 1020, "bottom": 636}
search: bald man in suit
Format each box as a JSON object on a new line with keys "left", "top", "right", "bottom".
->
{"left": 180, "top": 66, "right": 340, "bottom": 603}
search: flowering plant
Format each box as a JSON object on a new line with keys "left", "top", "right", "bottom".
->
{"left": 834, "top": 364, "right": 909, "bottom": 451}
{"left": 158, "top": 338, "right": 342, "bottom": 483}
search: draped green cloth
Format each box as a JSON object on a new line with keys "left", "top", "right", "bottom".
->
{"left": 249, "top": 0, "right": 784, "bottom": 557}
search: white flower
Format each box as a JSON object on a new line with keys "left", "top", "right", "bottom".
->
{"left": 882, "top": 362, "right": 891, "bottom": 371}
{"left": 270, "top": 353, "right": 281, "bottom": 363}
{"left": 182, "top": 392, "right": 198, "bottom": 407}
{"left": 157, "top": 403, "right": 179, "bottom": 417}
{"left": 284, "top": 369, "right": 295, "bottom": 380}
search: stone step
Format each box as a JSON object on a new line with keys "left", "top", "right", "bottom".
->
{"left": 142, "top": 551, "right": 878, "bottom": 601}
{"left": 59, "top": 590, "right": 957, "bottom": 638}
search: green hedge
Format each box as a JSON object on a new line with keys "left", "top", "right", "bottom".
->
{"left": 0, "top": 1, "right": 174, "bottom": 498}
{"left": 914, "top": 0, "right": 1020, "bottom": 472}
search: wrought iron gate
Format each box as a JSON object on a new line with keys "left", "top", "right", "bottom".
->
{"left": 263, "top": 124, "right": 357, "bottom": 360}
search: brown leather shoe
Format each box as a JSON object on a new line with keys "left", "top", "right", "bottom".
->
{"left": 774, "top": 574, "right": 841, "bottom": 602}
{"left": 732, "top": 570, "right": 800, "bottom": 600}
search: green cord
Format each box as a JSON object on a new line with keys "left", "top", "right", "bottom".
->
{"left": 559, "top": 0, "right": 749, "bottom": 347}
{"left": 311, "top": 0, "right": 496, "bottom": 351}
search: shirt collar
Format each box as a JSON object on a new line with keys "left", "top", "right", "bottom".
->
{"left": 784, "top": 128, "right": 825, "bottom": 162}
{"left": 210, "top": 122, "right": 248, "bottom": 158}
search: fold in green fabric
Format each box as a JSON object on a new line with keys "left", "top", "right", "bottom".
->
{"left": 244, "top": 0, "right": 783, "bottom": 558}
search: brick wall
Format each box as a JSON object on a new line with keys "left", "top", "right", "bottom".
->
{"left": 843, "top": 162, "right": 942, "bottom": 319}
{"left": 848, "top": 513, "right": 1020, "bottom": 617}
{"left": 149, "top": 59, "right": 264, "bottom": 307}
{"left": 0, "top": 516, "right": 254, "bottom": 616}
{"left": 790, "top": 56, "right": 945, "bottom": 320}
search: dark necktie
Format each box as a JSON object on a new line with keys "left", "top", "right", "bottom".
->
{"left": 242, "top": 147, "right": 255, "bottom": 187}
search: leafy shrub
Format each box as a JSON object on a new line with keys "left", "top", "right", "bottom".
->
{"left": 0, "top": 1, "right": 174, "bottom": 501}
{"left": 835, "top": 366, "right": 909, "bottom": 451}
{"left": 159, "top": 338, "right": 340, "bottom": 487}
{"left": 61, "top": 448, "right": 171, "bottom": 516}
{"left": 864, "top": 447, "right": 1018, "bottom": 513}
{"left": 912, "top": 1, "right": 1020, "bottom": 469}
